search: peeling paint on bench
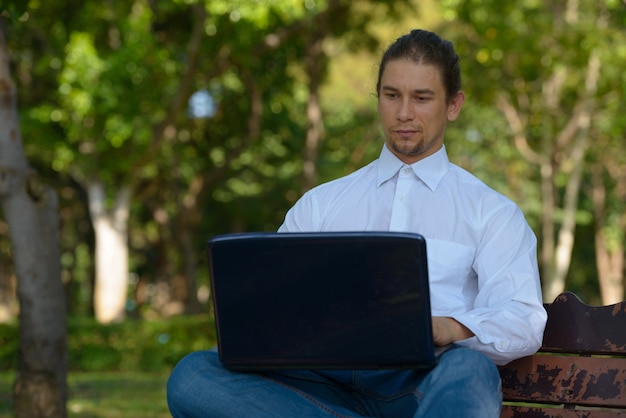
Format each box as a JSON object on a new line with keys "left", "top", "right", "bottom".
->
{"left": 499, "top": 292, "right": 626, "bottom": 417}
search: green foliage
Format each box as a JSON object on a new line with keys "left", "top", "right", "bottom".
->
{"left": 436, "top": 0, "right": 626, "bottom": 295}
{"left": 446, "top": 102, "right": 541, "bottom": 223}
{"left": 0, "top": 1, "right": 28, "bottom": 22}
{"left": 3, "top": 0, "right": 625, "bottom": 321}
{"left": 0, "top": 315, "right": 216, "bottom": 372}
{"left": 0, "top": 324, "right": 18, "bottom": 371}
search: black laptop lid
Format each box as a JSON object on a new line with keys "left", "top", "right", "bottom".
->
{"left": 207, "top": 231, "right": 434, "bottom": 370}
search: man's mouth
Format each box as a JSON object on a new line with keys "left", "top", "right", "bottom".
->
{"left": 394, "top": 128, "right": 419, "bottom": 138}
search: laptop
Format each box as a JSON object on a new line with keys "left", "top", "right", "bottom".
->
{"left": 207, "top": 231, "right": 437, "bottom": 371}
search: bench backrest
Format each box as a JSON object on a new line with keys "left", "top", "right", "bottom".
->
{"left": 499, "top": 291, "right": 626, "bottom": 417}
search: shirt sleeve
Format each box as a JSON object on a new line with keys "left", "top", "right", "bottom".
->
{"left": 451, "top": 204, "right": 547, "bottom": 366}
{"left": 278, "top": 190, "right": 320, "bottom": 232}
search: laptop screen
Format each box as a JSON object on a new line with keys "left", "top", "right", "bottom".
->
{"left": 207, "top": 231, "right": 435, "bottom": 370}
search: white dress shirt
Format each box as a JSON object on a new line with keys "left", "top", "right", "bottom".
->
{"left": 278, "top": 144, "right": 547, "bottom": 365}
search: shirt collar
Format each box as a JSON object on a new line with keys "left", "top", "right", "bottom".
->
{"left": 376, "top": 144, "right": 450, "bottom": 191}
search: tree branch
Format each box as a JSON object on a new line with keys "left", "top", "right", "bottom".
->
{"left": 151, "top": 2, "right": 207, "bottom": 149}
{"left": 496, "top": 93, "right": 544, "bottom": 165}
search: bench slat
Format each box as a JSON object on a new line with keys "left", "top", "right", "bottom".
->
{"left": 501, "top": 405, "right": 626, "bottom": 418}
{"left": 501, "top": 355, "right": 626, "bottom": 407}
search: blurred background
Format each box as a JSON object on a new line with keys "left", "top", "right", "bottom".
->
{"left": 1, "top": 0, "right": 625, "bottom": 416}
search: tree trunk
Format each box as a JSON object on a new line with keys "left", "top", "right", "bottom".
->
{"left": 0, "top": 20, "right": 67, "bottom": 417}
{"left": 86, "top": 179, "right": 131, "bottom": 323}
{"left": 301, "top": 21, "right": 326, "bottom": 193}
{"left": 591, "top": 165, "right": 625, "bottom": 305}
{"left": 177, "top": 175, "right": 204, "bottom": 313}
{"left": 0, "top": 243, "right": 16, "bottom": 322}
{"left": 497, "top": 48, "right": 600, "bottom": 303}
{"left": 543, "top": 51, "right": 600, "bottom": 302}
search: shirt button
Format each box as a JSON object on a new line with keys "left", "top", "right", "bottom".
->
{"left": 403, "top": 168, "right": 411, "bottom": 175}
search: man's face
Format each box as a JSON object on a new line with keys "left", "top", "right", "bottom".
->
{"left": 377, "top": 59, "right": 464, "bottom": 165}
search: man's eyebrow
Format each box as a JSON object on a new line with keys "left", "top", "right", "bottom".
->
{"left": 380, "top": 85, "right": 399, "bottom": 92}
{"left": 411, "top": 88, "right": 436, "bottom": 95}
{"left": 380, "top": 86, "right": 436, "bottom": 95}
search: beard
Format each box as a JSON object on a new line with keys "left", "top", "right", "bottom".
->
{"left": 389, "top": 138, "right": 428, "bottom": 157}
{"left": 384, "top": 127, "right": 444, "bottom": 163}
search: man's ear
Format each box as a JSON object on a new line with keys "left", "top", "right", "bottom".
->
{"left": 447, "top": 91, "right": 465, "bottom": 122}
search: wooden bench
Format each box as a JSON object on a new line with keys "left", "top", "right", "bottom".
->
{"left": 499, "top": 291, "right": 626, "bottom": 417}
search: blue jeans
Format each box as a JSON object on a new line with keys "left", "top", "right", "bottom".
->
{"left": 167, "top": 346, "right": 502, "bottom": 417}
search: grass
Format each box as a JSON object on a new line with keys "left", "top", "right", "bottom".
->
{"left": 0, "top": 313, "right": 216, "bottom": 416}
{"left": 0, "top": 371, "right": 171, "bottom": 417}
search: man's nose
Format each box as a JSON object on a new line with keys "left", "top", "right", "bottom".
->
{"left": 397, "top": 99, "right": 414, "bottom": 121}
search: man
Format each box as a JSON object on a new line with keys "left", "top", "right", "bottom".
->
{"left": 167, "top": 29, "right": 547, "bottom": 417}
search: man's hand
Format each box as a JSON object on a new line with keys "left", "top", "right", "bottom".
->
{"left": 432, "top": 317, "right": 474, "bottom": 346}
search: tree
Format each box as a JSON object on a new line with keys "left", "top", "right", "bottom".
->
{"left": 42, "top": 0, "right": 209, "bottom": 322}
{"left": 0, "top": 13, "right": 67, "bottom": 418}
{"left": 128, "top": 0, "right": 408, "bottom": 313}
{"left": 443, "top": 0, "right": 623, "bottom": 302}
{"left": 587, "top": 15, "right": 626, "bottom": 304}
